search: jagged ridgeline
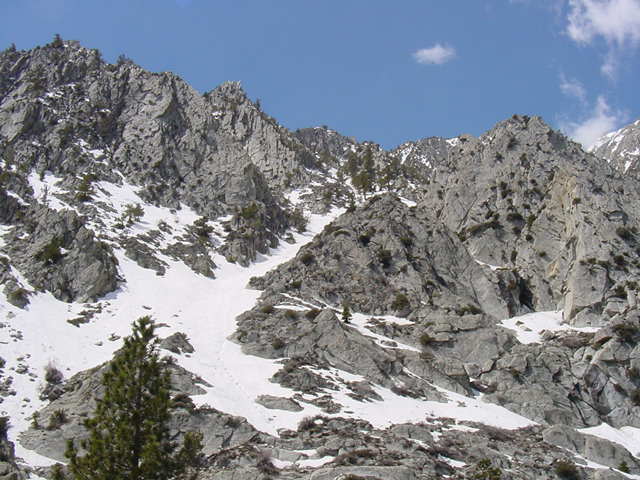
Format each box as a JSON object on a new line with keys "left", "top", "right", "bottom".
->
{"left": 0, "top": 39, "right": 433, "bottom": 301}
{"left": 3, "top": 38, "right": 640, "bottom": 479}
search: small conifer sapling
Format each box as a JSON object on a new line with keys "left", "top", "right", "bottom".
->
{"left": 342, "top": 304, "right": 352, "bottom": 324}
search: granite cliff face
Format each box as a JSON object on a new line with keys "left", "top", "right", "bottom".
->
{"left": 1, "top": 40, "right": 640, "bottom": 479}
{"left": 421, "top": 115, "right": 640, "bottom": 327}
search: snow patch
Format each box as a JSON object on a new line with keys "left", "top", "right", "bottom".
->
{"left": 440, "top": 456, "right": 466, "bottom": 468}
{"left": 89, "top": 177, "right": 203, "bottom": 246}
{"left": 28, "top": 171, "right": 72, "bottom": 212}
{"left": 474, "top": 259, "right": 505, "bottom": 271}
{"left": 500, "top": 311, "right": 599, "bottom": 344}
{"left": 0, "top": 225, "right": 11, "bottom": 249}
{"left": 400, "top": 197, "right": 416, "bottom": 207}
{"left": 347, "top": 312, "right": 420, "bottom": 352}
{"left": 5, "top": 191, "right": 29, "bottom": 206}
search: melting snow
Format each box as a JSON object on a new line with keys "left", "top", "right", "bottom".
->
{"left": 399, "top": 144, "right": 413, "bottom": 164}
{"left": 87, "top": 176, "right": 203, "bottom": 246}
{"left": 2, "top": 194, "right": 537, "bottom": 469}
{"left": 0, "top": 207, "right": 341, "bottom": 466}
{"left": 28, "top": 171, "right": 72, "bottom": 212}
{"left": 348, "top": 312, "right": 420, "bottom": 352}
{"left": 571, "top": 451, "right": 640, "bottom": 479}
{"left": 440, "top": 456, "right": 466, "bottom": 468}
{"left": 500, "top": 311, "right": 599, "bottom": 344}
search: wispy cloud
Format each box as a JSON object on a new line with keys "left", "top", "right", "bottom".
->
{"left": 559, "top": 95, "right": 627, "bottom": 148}
{"left": 559, "top": 74, "right": 587, "bottom": 103}
{"left": 413, "top": 44, "right": 456, "bottom": 65}
{"left": 566, "top": 0, "right": 640, "bottom": 78}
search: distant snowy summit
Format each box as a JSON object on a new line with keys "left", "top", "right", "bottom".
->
{"left": 591, "top": 119, "right": 640, "bottom": 174}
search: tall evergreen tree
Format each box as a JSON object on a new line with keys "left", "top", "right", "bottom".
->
{"left": 66, "top": 316, "right": 201, "bottom": 480}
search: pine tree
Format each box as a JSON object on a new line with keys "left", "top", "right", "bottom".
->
{"left": 341, "top": 303, "right": 352, "bottom": 324}
{"left": 66, "top": 316, "right": 201, "bottom": 480}
{"left": 51, "top": 33, "right": 63, "bottom": 48}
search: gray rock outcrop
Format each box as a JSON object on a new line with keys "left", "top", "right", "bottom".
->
{"left": 6, "top": 205, "right": 119, "bottom": 302}
{"left": 0, "top": 418, "right": 26, "bottom": 480}
{"left": 18, "top": 359, "right": 228, "bottom": 461}
{"left": 544, "top": 424, "right": 640, "bottom": 473}
{"left": 0, "top": 40, "right": 316, "bottom": 285}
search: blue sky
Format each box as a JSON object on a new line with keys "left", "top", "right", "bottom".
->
{"left": 1, "top": 0, "right": 638, "bottom": 149}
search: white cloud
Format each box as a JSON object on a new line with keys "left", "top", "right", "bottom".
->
{"left": 559, "top": 74, "right": 587, "bottom": 102}
{"left": 566, "top": 0, "right": 640, "bottom": 78}
{"left": 413, "top": 44, "right": 456, "bottom": 65}
{"left": 567, "top": 0, "right": 640, "bottom": 45}
{"left": 560, "top": 95, "right": 627, "bottom": 148}
{"left": 600, "top": 50, "right": 619, "bottom": 77}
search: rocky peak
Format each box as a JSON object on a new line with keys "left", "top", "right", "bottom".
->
{"left": 0, "top": 39, "right": 105, "bottom": 101}
{"left": 0, "top": 40, "right": 326, "bottom": 296}
{"left": 293, "top": 126, "right": 357, "bottom": 166}
{"left": 206, "top": 80, "right": 249, "bottom": 106}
